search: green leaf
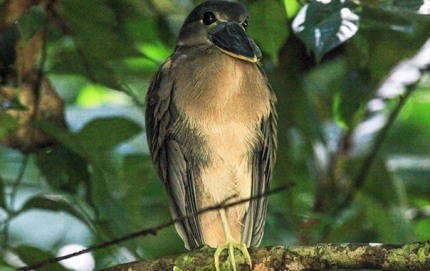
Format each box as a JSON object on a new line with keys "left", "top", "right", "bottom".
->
{"left": 90, "top": 166, "right": 137, "bottom": 249}
{"left": 248, "top": 0, "right": 289, "bottom": 63}
{"left": 15, "top": 246, "right": 68, "bottom": 271}
{"left": 76, "top": 117, "right": 142, "bottom": 151}
{"left": 334, "top": 69, "right": 372, "bottom": 129}
{"left": 0, "top": 113, "right": 19, "bottom": 138}
{"left": 361, "top": 194, "right": 414, "bottom": 242}
{"left": 20, "top": 196, "right": 88, "bottom": 225}
{"left": 58, "top": 0, "right": 141, "bottom": 91}
{"left": 292, "top": 0, "right": 360, "bottom": 61}
{"left": 393, "top": 0, "right": 427, "bottom": 11}
{"left": 36, "top": 121, "right": 86, "bottom": 156}
{"left": 0, "top": 258, "right": 17, "bottom": 271}
{"left": 118, "top": 154, "right": 164, "bottom": 226}
{"left": 361, "top": 4, "right": 430, "bottom": 85}
{"left": 415, "top": 216, "right": 430, "bottom": 240}
{"left": 16, "top": 6, "right": 46, "bottom": 44}
{"left": 0, "top": 176, "right": 5, "bottom": 209}
{"left": 283, "top": 0, "right": 302, "bottom": 19}
{"left": 36, "top": 146, "right": 90, "bottom": 194}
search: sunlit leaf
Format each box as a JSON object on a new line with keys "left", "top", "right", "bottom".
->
{"left": 292, "top": 0, "right": 360, "bottom": 61}
{"left": 415, "top": 216, "right": 430, "bottom": 240}
{"left": 15, "top": 246, "right": 68, "bottom": 271}
{"left": 283, "top": 0, "right": 302, "bottom": 19}
{"left": 16, "top": 6, "right": 46, "bottom": 44}
{"left": 139, "top": 43, "right": 171, "bottom": 63}
{"left": 75, "top": 85, "right": 130, "bottom": 107}
{"left": 75, "top": 85, "right": 109, "bottom": 107}
{"left": 248, "top": 0, "right": 290, "bottom": 63}
{"left": 20, "top": 196, "right": 89, "bottom": 225}
{"left": 76, "top": 117, "right": 142, "bottom": 151}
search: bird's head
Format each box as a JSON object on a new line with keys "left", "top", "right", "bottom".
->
{"left": 177, "top": 0, "right": 262, "bottom": 63}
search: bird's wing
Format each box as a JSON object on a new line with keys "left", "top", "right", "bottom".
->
{"left": 145, "top": 61, "right": 204, "bottom": 249}
{"left": 242, "top": 66, "right": 277, "bottom": 247}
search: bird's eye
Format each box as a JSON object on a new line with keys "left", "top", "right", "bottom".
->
{"left": 242, "top": 19, "right": 248, "bottom": 30}
{"left": 202, "top": 11, "right": 217, "bottom": 25}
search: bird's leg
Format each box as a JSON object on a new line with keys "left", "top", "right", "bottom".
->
{"left": 214, "top": 208, "right": 252, "bottom": 271}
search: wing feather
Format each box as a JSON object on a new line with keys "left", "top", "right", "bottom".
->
{"left": 146, "top": 61, "right": 204, "bottom": 249}
{"left": 242, "top": 65, "right": 277, "bottom": 247}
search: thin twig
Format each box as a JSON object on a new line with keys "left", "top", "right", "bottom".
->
{"left": 1, "top": 155, "right": 29, "bottom": 249}
{"left": 18, "top": 182, "right": 294, "bottom": 271}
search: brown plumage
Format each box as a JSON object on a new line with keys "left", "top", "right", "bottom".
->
{"left": 145, "top": 0, "right": 277, "bottom": 258}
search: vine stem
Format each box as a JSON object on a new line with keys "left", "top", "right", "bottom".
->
{"left": 329, "top": 82, "right": 417, "bottom": 219}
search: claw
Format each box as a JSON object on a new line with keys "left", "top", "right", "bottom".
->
{"left": 214, "top": 209, "right": 252, "bottom": 271}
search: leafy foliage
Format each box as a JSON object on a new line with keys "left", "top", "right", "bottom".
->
{"left": 16, "top": 6, "right": 46, "bottom": 45}
{"left": 0, "top": 0, "right": 430, "bottom": 270}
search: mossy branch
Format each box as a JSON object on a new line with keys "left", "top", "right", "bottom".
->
{"left": 103, "top": 241, "right": 430, "bottom": 271}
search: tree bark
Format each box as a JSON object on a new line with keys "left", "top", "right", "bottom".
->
{"left": 102, "top": 241, "right": 430, "bottom": 271}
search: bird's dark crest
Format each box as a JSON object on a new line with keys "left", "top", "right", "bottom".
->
{"left": 183, "top": 0, "right": 248, "bottom": 26}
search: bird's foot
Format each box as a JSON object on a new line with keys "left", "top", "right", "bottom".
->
{"left": 214, "top": 239, "right": 252, "bottom": 271}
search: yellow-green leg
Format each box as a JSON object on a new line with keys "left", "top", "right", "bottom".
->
{"left": 214, "top": 209, "right": 252, "bottom": 271}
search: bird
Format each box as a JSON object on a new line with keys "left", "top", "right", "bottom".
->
{"left": 145, "top": 1, "right": 277, "bottom": 270}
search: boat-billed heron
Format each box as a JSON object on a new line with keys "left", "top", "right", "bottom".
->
{"left": 145, "top": 1, "right": 277, "bottom": 270}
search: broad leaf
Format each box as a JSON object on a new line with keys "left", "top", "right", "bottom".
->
{"left": 0, "top": 113, "right": 19, "bottom": 138}
{"left": 90, "top": 166, "right": 137, "bottom": 250}
{"left": 36, "top": 121, "right": 86, "bottom": 156}
{"left": 283, "top": 0, "right": 302, "bottom": 19}
{"left": 248, "top": 0, "right": 290, "bottom": 63}
{"left": 0, "top": 260, "right": 15, "bottom": 271}
{"left": 415, "top": 217, "right": 430, "bottom": 240}
{"left": 15, "top": 246, "right": 68, "bottom": 271}
{"left": 16, "top": 6, "right": 46, "bottom": 44}
{"left": 58, "top": 0, "right": 141, "bottom": 91}
{"left": 36, "top": 146, "right": 90, "bottom": 194}
{"left": 361, "top": 4, "right": 430, "bottom": 85}
{"left": 292, "top": 0, "right": 360, "bottom": 61}
{"left": 334, "top": 69, "right": 372, "bottom": 129}
{"left": 76, "top": 117, "right": 142, "bottom": 151}
{"left": 393, "top": 0, "right": 429, "bottom": 12}
{"left": 20, "top": 196, "right": 89, "bottom": 225}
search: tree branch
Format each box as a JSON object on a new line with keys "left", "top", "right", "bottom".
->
{"left": 103, "top": 241, "right": 430, "bottom": 271}
{"left": 17, "top": 183, "right": 294, "bottom": 271}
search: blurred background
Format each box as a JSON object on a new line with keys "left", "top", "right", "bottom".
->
{"left": 0, "top": 0, "right": 429, "bottom": 270}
